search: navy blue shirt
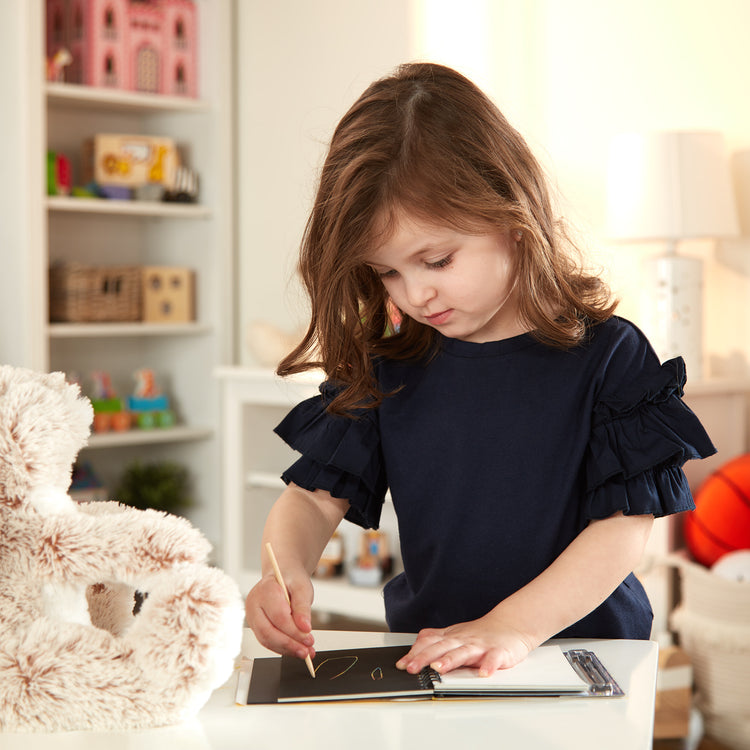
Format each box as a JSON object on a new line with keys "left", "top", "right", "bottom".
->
{"left": 275, "top": 317, "right": 715, "bottom": 639}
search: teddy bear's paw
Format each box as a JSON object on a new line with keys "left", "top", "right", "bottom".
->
{"left": 118, "top": 508, "right": 213, "bottom": 576}
{"left": 124, "top": 564, "right": 243, "bottom": 713}
{"left": 0, "top": 618, "right": 179, "bottom": 732}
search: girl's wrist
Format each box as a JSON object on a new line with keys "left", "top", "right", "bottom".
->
{"left": 485, "top": 603, "right": 547, "bottom": 652}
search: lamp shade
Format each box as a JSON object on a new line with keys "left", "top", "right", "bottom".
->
{"left": 606, "top": 131, "right": 739, "bottom": 242}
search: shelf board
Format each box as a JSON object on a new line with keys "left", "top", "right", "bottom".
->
{"left": 46, "top": 82, "right": 210, "bottom": 113}
{"left": 49, "top": 321, "right": 212, "bottom": 338}
{"left": 84, "top": 425, "right": 213, "bottom": 449}
{"left": 47, "top": 195, "right": 211, "bottom": 218}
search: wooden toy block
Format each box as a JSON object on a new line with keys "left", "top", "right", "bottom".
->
{"left": 142, "top": 266, "right": 195, "bottom": 323}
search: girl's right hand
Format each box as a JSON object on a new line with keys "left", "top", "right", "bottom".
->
{"left": 245, "top": 570, "right": 316, "bottom": 659}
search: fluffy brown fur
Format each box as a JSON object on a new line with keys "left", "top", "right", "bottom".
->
{"left": 0, "top": 365, "right": 243, "bottom": 732}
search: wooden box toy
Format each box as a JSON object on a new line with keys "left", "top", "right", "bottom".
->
{"left": 142, "top": 266, "right": 195, "bottom": 323}
{"left": 83, "top": 134, "right": 179, "bottom": 190}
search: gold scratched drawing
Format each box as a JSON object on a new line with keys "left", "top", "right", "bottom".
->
{"left": 315, "top": 655, "right": 359, "bottom": 680}
{"left": 371, "top": 667, "right": 384, "bottom": 680}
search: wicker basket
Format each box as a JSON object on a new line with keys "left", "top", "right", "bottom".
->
{"left": 49, "top": 264, "right": 141, "bottom": 323}
{"left": 668, "top": 554, "right": 750, "bottom": 749}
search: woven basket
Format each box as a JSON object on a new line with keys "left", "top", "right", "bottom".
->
{"left": 49, "top": 264, "right": 141, "bottom": 322}
{"left": 668, "top": 553, "right": 750, "bottom": 747}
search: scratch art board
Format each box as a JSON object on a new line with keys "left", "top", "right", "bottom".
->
{"left": 238, "top": 644, "right": 624, "bottom": 704}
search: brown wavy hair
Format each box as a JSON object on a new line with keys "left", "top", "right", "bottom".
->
{"left": 278, "top": 62, "right": 617, "bottom": 415}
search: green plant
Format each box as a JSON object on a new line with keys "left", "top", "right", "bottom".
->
{"left": 115, "top": 460, "right": 193, "bottom": 515}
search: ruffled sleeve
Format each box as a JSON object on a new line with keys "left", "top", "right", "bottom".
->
{"left": 274, "top": 383, "right": 388, "bottom": 529}
{"left": 585, "top": 357, "right": 716, "bottom": 520}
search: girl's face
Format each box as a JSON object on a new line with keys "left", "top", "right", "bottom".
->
{"left": 366, "top": 214, "right": 527, "bottom": 343}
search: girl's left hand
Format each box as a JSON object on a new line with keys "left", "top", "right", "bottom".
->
{"left": 395, "top": 614, "right": 536, "bottom": 676}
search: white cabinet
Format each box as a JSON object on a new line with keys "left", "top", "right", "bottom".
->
{"left": 3, "top": 1, "right": 235, "bottom": 550}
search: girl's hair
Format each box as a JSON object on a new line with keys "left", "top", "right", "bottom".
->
{"left": 278, "top": 62, "right": 617, "bottom": 415}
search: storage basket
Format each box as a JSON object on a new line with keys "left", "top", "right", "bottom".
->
{"left": 668, "top": 553, "right": 750, "bottom": 749}
{"left": 49, "top": 264, "right": 141, "bottom": 322}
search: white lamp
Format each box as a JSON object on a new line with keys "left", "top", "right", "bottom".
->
{"left": 606, "top": 131, "right": 739, "bottom": 380}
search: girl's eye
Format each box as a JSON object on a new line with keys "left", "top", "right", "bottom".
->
{"left": 427, "top": 255, "right": 453, "bottom": 270}
{"left": 378, "top": 269, "right": 398, "bottom": 279}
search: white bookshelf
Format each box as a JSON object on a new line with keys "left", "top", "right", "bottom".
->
{"left": 0, "top": 1, "right": 235, "bottom": 550}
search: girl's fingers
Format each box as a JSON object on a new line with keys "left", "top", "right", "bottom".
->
{"left": 246, "top": 575, "right": 315, "bottom": 655}
{"left": 255, "top": 608, "right": 314, "bottom": 658}
{"left": 395, "top": 631, "right": 445, "bottom": 669}
{"left": 263, "top": 594, "right": 314, "bottom": 646}
{"left": 398, "top": 639, "right": 476, "bottom": 674}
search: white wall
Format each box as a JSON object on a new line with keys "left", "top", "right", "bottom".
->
{"left": 0, "top": 2, "right": 46, "bottom": 369}
{"left": 236, "top": 0, "right": 750, "bottom": 378}
{"left": 235, "top": 0, "right": 413, "bottom": 365}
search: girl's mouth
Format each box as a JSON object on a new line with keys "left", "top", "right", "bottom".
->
{"left": 425, "top": 309, "right": 453, "bottom": 325}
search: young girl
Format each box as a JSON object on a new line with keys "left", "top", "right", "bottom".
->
{"left": 245, "top": 62, "right": 715, "bottom": 677}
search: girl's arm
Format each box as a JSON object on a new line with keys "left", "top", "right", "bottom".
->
{"left": 245, "top": 482, "right": 350, "bottom": 659}
{"left": 396, "top": 511, "right": 654, "bottom": 676}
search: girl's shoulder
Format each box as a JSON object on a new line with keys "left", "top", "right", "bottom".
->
{"left": 584, "top": 315, "right": 660, "bottom": 370}
{"left": 586, "top": 315, "right": 651, "bottom": 350}
{"left": 586, "top": 315, "right": 688, "bottom": 408}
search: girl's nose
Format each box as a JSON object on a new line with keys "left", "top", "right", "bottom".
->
{"left": 405, "top": 278, "right": 437, "bottom": 308}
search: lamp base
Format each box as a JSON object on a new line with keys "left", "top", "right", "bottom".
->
{"left": 640, "top": 253, "right": 704, "bottom": 380}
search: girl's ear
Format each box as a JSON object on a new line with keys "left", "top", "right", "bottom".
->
{"left": 513, "top": 230, "right": 523, "bottom": 242}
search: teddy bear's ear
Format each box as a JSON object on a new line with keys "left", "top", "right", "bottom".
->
{"left": 0, "top": 365, "right": 93, "bottom": 506}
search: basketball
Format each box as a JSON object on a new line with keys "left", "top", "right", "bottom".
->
{"left": 684, "top": 454, "right": 750, "bottom": 567}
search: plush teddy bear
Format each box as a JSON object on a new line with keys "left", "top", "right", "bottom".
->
{"left": 0, "top": 365, "right": 244, "bottom": 732}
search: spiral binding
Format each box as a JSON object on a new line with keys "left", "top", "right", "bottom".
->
{"left": 418, "top": 666, "right": 442, "bottom": 690}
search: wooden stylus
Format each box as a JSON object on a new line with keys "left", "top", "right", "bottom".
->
{"left": 265, "top": 542, "right": 316, "bottom": 678}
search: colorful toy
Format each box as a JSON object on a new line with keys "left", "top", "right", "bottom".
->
{"left": 45, "top": 0, "right": 198, "bottom": 97}
{"left": 348, "top": 530, "right": 393, "bottom": 586}
{"left": 314, "top": 531, "right": 344, "bottom": 578}
{"left": 83, "top": 134, "right": 180, "bottom": 193}
{"left": 47, "top": 150, "right": 72, "bottom": 196}
{"left": 89, "top": 370, "right": 130, "bottom": 432}
{"left": 0, "top": 364, "right": 243, "bottom": 731}
{"left": 684, "top": 453, "right": 750, "bottom": 567}
{"left": 127, "top": 368, "right": 175, "bottom": 429}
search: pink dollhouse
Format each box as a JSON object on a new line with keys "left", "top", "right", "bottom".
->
{"left": 45, "top": 0, "right": 198, "bottom": 98}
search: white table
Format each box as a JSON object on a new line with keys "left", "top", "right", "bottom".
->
{"left": 1, "top": 629, "right": 658, "bottom": 750}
